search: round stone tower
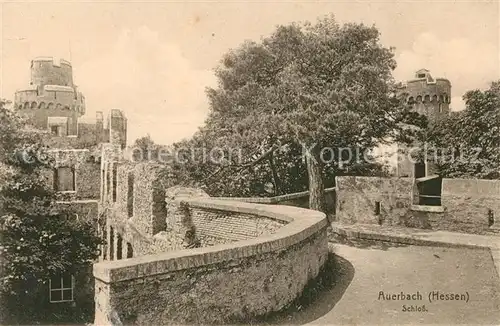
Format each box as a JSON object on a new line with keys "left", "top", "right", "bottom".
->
{"left": 405, "top": 69, "right": 451, "bottom": 122}
{"left": 14, "top": 57, "right": 86, "bottom": 136}
{"left": 31, "top": 57, "right": 74, "bottom": 88}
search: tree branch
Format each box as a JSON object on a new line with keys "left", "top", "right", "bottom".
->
{"left": 204, "top": 142, "right": 287, "bottom": 180}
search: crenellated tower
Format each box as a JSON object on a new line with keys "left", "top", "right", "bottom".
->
{"left": 395, "top": 69, "right": 453, "bottom": 178}
{"left": 14, "top": 57, "right": 86, "bottom": 136}
{"left": 404, "top": 69, "right": 452, "bottom": 122}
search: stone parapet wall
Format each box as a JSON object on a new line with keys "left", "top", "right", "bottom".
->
{"left": 336, "top": 176, "right": 413, "bottom": 225}
{"left": 93, "top": 199, "right": 328, "bottom": 325}
{"left": 440, "top": 179, "right": 500, "bottom": 233}
{"left": 217, "top": 187, "right": 336, "bottom": 217}
{"left": 335, "top": 176, "right": 500, "bottom": 234}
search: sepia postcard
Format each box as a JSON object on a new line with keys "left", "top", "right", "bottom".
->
{"left": 0, "top": 1, "right": 499, "bottom": 325}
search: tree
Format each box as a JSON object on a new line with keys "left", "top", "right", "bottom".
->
{"left": 131, "top": 134, "right": 158, "bottom": 161}
{"left": 175, "top": 15, "right": 421, "bottom": 210}
{"left": 427, "top": 81, "right": 500, "bottom": 179}
{"left": 0, "top": 99, "right": 102, "bottom": 323}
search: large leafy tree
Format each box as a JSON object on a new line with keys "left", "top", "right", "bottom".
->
{"left": 0, "top": 99, "right": 102, "bottom": 323}
{"left": 174, "top": 16, "right": 423, "bottom": 208}
{"left": 427, "top": 81, "right": 500, "bottom": 179}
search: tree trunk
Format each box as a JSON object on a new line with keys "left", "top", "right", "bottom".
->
{"left": 305, "top": 144, "right": 326, "bottom": 212}
{"left": 268, "top": 152, "right": 282, "bottom": 196}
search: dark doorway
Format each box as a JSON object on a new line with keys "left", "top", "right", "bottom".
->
{"left": 414, "top": 162, "right": 426, "bottom": 178}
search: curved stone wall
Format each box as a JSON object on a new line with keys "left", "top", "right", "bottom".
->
{"left": 93, "top": 198, "right": 328, "bottom": 325}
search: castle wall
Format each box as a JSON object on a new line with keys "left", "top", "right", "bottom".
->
{"left": 336, "top": 176, "right": 414, "bottom": 225}
{"left": 440, "top": 179, "right": 500, "bottom": 233}
{"left": 16, "top": 106, "right": 80, "bottom": 135}
{"left": 93, "top": 198, "right": 328, "bottom": 325}
{"left": 41, "top": 149, "right": 101, "bottom": 201}
{"left": 335, "top": 176, "right": 500, "bottom": 234}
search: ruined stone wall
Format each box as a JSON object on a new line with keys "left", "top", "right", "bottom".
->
{"left": 41, "top": 149, "right": 100, "bottom": 201}
{"left": 103, "top": 165, "right": 290, "bottom": 257}
{"left": 336, "top": 176, "right": 413, "bottom": 225}
{"left": 93, "top": 199, "right": 328, "bottom": 325}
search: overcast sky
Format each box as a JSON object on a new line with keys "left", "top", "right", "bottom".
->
{"left": 1, "top": 1, "right": 498, "bottom": 145}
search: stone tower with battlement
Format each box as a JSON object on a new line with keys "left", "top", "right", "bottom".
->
{"left": 396, "top": 69, "right": 452, "bottom": 178}
{"left": 376, "top": 69, "right": 453, "bottom": 178}
{"left": 404, "top": 69, "right": 452, "bottom": 122}
{"left": 13, "top": 57, "right": 127, "bottom": 150}
{"left": 14, "top": 57, "right": 86, "bottom": 136}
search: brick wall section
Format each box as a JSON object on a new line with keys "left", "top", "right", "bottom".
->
{"left": 336, "top": 176, "right": 413, "bottom": 225}
{"left": 217, "top": 187, "right": 336, "bottom": 219}
{"left": 105, "top": 184, "right": 288, "bottom": 258}
{"left": 93, "top": 199, "right": 328, "bottom": 325}
{"left": 191, "top": 208, "right": 285, "bottom": 246}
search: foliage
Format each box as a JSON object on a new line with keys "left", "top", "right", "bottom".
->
{"left": 0, "top": 99, "right": 102, "bottom": 323}
{"left": 427, "top": 81, "right": 500, "bottom": 179}
{"left": 131, "top": 134, "right": 161, "bottom": 161}
{"left": 171, "top": 16, "right": 424, "bottom": 202}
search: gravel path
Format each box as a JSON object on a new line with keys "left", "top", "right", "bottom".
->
{"left": 304, "top": 242, "right": 500, "bottom": 325}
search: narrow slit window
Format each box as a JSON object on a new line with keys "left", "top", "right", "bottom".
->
{"left": 375, "top": 201, "right": 381, "bottom": 215}
{"left": 109, "top": 227, "right": 115, "bottom": 261}
{"left": 112, "top": 165, "right": 117, "bottom": 203}
{"left": 488, "top": 209, "right": 494, "bottom": 227}
{"left": 127, "top": 173, "right": 134, "bottom": 218}
{"left": 117, "top": 234, "right": 123, "bottom": 260}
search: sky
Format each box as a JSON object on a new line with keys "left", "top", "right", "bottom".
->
{"left": 1, "top": 1, "right": 499, "bottom": 145}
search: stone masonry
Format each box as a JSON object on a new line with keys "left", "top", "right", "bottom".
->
{"left": 336, "top": 176, "right": 500, "bottom": 234}
{"left": 93, "top": 198, "right": 328, "bottom": 325}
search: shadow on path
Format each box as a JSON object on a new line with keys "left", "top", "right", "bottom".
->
{"left": 242, "top": 252, "right": 355, "bottom": 325}
{"left": 331, "top": 235, "right": 410, "bottom": 251}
